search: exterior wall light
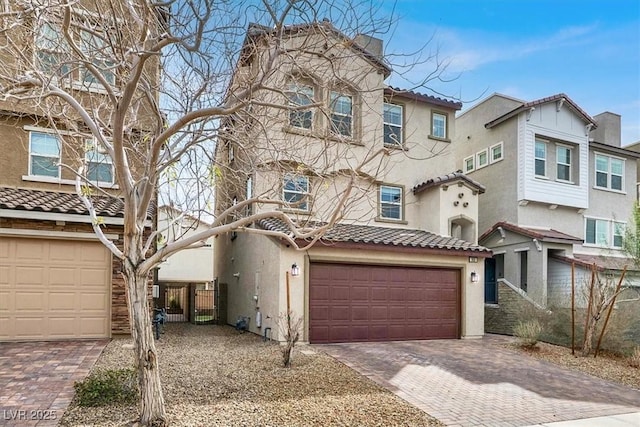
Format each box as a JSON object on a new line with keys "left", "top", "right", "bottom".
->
{"left": 291, "top": 263, "right": 300, "bottom": 277}
{"left": 470, "top": 271, "right": 479, "bottom": 283}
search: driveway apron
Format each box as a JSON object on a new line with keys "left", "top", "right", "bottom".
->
{"left": 315, "top": 336, "right": 640, "bottom": 427}
{"left": 0, "top": 340, "right": 107, "bottom": 427}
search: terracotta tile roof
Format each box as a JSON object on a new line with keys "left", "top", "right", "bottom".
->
{"left": 413, "top": 171, "right": 486, "bottom": 194}
{"left": 257, "top": 217, "right": 491, "bottom": 254}
{"left": 385, "top": 87, "right": 463, "bottom": 110}
{"left": 480, "top": 221, "right": 583, "bottom": 244}
{"left": 0, "top": 187, "right": 125, "bottom": 217}
{"left": 484, "top": 93, "right": 597, "bottom": 129}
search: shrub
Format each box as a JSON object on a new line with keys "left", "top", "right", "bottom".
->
{"left": 513, "top": 319, "right": 543, "bottom": 348}
{"left": 74, "top": 368, "right": 137, "bottom": 407}
{"left": 629, "top": 347, "right": 640, "bottom": 369}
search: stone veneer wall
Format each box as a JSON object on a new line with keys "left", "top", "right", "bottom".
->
{"left": 484, "top": 281, "right": 538, "bottom": 335}
{"left": 0, "top": 217, "right": 130, "bottom": 334}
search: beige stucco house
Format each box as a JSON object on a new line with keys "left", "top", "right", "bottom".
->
{"left": 0, "top": 2, "right": 157, "bottom": 341}
{"left": 214, "top": 22, "right": 491, "bottom": 344}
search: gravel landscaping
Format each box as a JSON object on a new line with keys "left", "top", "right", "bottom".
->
{"left": 60, "top": 323, "right": 442, "bottom": 426}
{"left": 507, "top": 340, "right": 640, "bottom": 390}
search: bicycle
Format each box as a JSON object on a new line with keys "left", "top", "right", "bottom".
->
{"left": 152, "top": 307, "right": 167, "bottom": 340}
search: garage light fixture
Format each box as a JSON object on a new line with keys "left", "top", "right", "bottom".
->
{"left": 291, "top": 263, "right": 300, "bottom": 277}
{"left": 470, "top": 271, "right": 479, "bottom": 283}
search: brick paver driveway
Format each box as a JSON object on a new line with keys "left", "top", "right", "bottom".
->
{"left": 0, "top": 340, "right": 107, "bottom": 427}
{"left": 315, "top": 336, "right": 640, "bottom": 427}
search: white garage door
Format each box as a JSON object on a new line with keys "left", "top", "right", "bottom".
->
{"left": 0, "top": 237, "right": 111, "bottom": 341}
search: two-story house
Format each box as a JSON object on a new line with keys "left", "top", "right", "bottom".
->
{"left": 0, "top": 4, "right": 157, "bottom": 341}
{"left": 214, "top": 22, "right": 491, "bottom": 344}
{"left": 454, "top": 93, "right": 640, "bottom": 333}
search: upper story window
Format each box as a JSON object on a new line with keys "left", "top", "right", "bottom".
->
{"left": 85, "top": 145, "right": 114, "bottom": 184}
{"left": 534, "top": 139, "right": 547, "bottom": 177}
{"left": 383, "top": 103, "right": 403, "bottom": 147}
{"left": 283, "top": 174, "right": 310, "bottom": 211}
{"left": 329, "top": 91, "right": 352, "bottom": 137}
{"left": 288, "top": 83, "right": 315, "bottom": 129}
{"left": 490, "top": 142, "right": 503, "bottom": 163}
{"left": 36, "top": 22, "right": 70, "bottom": 77}
{"left": 463, "top": 155, "right": 474, "bottom": 173}
{"left": 379, "top": 185, "right": 403, "bottom": 221}
{"left": 585, "top": 218, "right": 624, "bottom": 249}
{"left": 431, "top": 112, "right": 448, "bottom": 139}
{"left": 30, "top": 132, "right": 61, "bottom": 178}
{"left": 80, "top": 30, "right": 116, "bottom": 85}
{"left": 595, "top": 154, "right": 624, "bottom": 192}
{"left": 556, "top": 145, "right": 572, "bottom": 182}
{"left": 476, "top": 149, "right": 488, "bottom": 169}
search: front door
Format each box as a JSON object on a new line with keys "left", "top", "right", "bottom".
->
{"left": 485, "top": 258, "right": 497, "bottom": 303}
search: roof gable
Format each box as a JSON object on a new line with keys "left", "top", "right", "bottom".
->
{"left": 484, "top": 93, "right": 596, "bottom": 130}
{"left": 480, "top": 221, "right": 582, "bottom": 244}
{"left": 413, "top": 172, "right": 485, "bottom": 195}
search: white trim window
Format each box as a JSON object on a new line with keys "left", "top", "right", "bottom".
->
{"left": 585, "top": 218, "right": 625, "bottom": 249}
{"left": 35, "top": 22, "right": 70, "bottom": 77}
{"left": 283, "top": 174, "right": 310, "bottom": 211}
{"left": 383, "top": 103, "right": 403, "bottom": 146}
{"left": 490, "top": 142, "right": 503, "bottom": 163}
{"left": 476, "top": 149, "right": 488, "bottom": 169}
{"left": 330, "top": 91, "right": 353, "bottom": 137}
{"left": 534, "top": 139, "right": 547, "bottom": 177}
{"left": 288, "top": 83, "right": 314, "bottom": 129}
{"left": 432, "top": 112, "right": 447, "bottom": 139}
{"left": 85, "top": 142, "right": 114, "bottom": 184}
{"left": 379, "top": 185, "right": 403, "bottom": 220}
{"left": 595, "top": 154, "right": 624, "bottom": 191}
{"left": 30, "top": 132, "right": 61, "bottom": 178}
{"left": 463, "top": 155, "right": 474, "bottom": 173}
{"left": 556, "top": 145, "right": 572, "bottom": 182}
{"left": 80, "top": 30, "right": 116, "bottom": 85}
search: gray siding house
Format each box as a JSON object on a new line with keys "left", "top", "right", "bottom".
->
{"left": 454, "top": 93, "right": 640, "bottom": 331}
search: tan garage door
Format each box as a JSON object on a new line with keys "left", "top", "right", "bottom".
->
{"left": 309, "top": 263, "right": 460, "bottom": 343}
{"left": 0, "top": 237, "right": 111, "bottom": 341}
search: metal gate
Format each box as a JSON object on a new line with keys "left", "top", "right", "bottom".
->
{"left": 165, "top": 286, "right": 187, "bottom": 322}
{"left": 194, "top": 288, "right": 215, "bottom": 324}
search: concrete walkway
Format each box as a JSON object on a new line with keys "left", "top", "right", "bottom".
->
{"left": 315, "top": 336, "right": 640, "bottom": 427}
{"left": 0, "top": 340, "right": 107, "bottom": 427}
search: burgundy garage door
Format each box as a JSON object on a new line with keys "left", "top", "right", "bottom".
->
{"left": 309, "top": 263, "right": 460, "bottom": 343}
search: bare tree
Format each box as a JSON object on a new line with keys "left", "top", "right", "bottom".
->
{"left": 0, "top": 1, "right": 452, "bottom": 425}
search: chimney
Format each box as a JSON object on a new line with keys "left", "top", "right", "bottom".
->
{"left": 353, "top": 34, "right": 383, "bottom": 59}
{"left": 590, "top": 112, "right": 621, "bottom": 147}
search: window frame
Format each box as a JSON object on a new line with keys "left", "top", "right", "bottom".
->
{"left": 29, "top": 131, "right": 61, "bottom": 178}
{"left": 431, "top": 111, "right": 448, "bottom": 139}
{"left": 80, "top": 29, "right": 116, "bottom": 86}
{"left": 534, "top": 139, "right": 547, "bottom": 177}
{"left": 556, "top": 144, "right": 573, "bottom": 183}
{"left": 329, "top": 91, "right": 353, "bottom": 137}
{"left": 585, "top": 217, "right": 626, "bottom": 249}
{"left": 463, "top": 155, "right": 475, "bottom": 173}
{"left": 383, "top": 102, "right": 403, "bottom": 147}
{"left": 594, "top": 153, "right": 625, "bottom": 192}
{"left": 378, "top": 184, "right": 404, "bottom": 221}
{"left": 282, "top": 174, "right": 310, "bottom": 212}
{"left": 85, "top": 140, "right": 114, "bottom": 185}
{"left": 35, "top": 22, "right": 71, "bottom": 78}
{"left": 490, "top": 141, "right": 504, "bottom": 163}
{"left": 476, "top": 149, "right": 489, "bottom": 170}
{"left": 287, "top": 82, "right": 315, "bottom": 130}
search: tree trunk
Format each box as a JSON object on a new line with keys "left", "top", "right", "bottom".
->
{"left": 582, "top": 313, "right": 597, "bottom": 357}
{"left": 126, "top": 270, "right": 166, "bottom": 426}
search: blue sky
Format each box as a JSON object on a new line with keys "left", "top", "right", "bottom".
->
{"left": 380, "top": 1, "right": 640, "bottom": 145}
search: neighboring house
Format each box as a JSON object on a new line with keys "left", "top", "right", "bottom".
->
{"left": 454, "top": 93, "right": 640, "bottom": 333}
{"left": 156, "top": 206, "right": 216, "bottom": 323}
{"left": 215, "top": 22, "right": 491, "bottom": 344}
{"left": 0, "top": 6, "right": 155, "bottom": 341}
